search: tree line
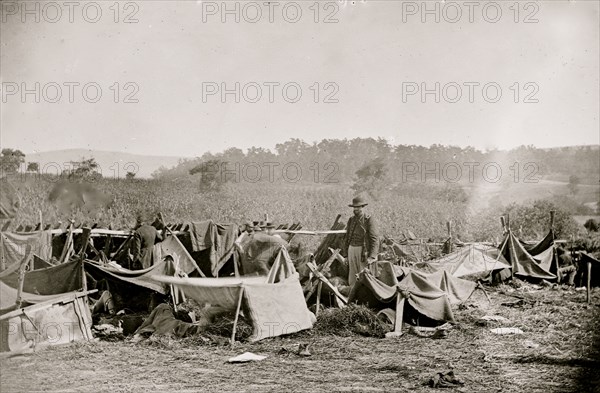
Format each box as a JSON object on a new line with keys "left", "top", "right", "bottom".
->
{"left": 151, "top": 138, "right": 599, "bottom": 186}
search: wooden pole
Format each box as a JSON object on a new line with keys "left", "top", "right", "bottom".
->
{"left": 232, "top": 249, "right": 240, "bottom": 278}
{"left": 500, "top": 216, "right": 506, "bottom": 233}
{"left": 315, "top": 281, "right": 323, "bottom": 317}
{"left": 587, "top": 261, "right": 592, "bottom": 304}
{"left": 0, "top": 231, "right": 5, "bottom": 272}
{"left": 304, "top": 250, "right": 341, "bottom": 301}
{"left": 111, "top": 233, "right": 133, "bottom": 261}
{"left": 550, "top": 210, "right": 555, "bottom": 231}
{"left": 509, "top": 231, "right": 518, "bottom": 279}
{"left": 477, "top": 282, "right": 491, "bottom": 303}
{"left": 60, "top": 221, "right": 74, "bottom": 263}
{"left": 1, "top": 221, "right": 10, "bottom": 232}
{"left": 446, "top": 221, "right": 453, "bottom": 253}
{"left": 231, "top": 287, "right": 245, "bottom": 345}
{"left": 36, "top": 210, "right": 43, "bottom": 270}
{"left": 490, "top": 234, "right": 509, "bottom": 273}
{"left": 506, "top": 214, "right": 510, "bottom": 231}
{"left": 15, "top": 245, "right": 33, "bottom": 309}
{"left": 305, "top": 261, "right": 348, "bottom": 305}
{"left": 394, "top": 295, "right": 405, "bottom": 334}
{"left": 170, "top": 283, "right": 178, "bottom": 312}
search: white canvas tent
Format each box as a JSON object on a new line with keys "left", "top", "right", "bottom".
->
{"left": 152, "top": 246, "right": 313, "bottom": 342}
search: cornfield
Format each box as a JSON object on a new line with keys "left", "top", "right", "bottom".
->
{"left": 6, "top": 174, "right": 557, "bottom": 251}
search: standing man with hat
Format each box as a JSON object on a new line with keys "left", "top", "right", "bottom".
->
{"left": 343, "top": 196, "right": 379, "bottom": 286}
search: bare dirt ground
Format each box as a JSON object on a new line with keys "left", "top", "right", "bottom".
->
{"left": 1, "top": 286, "right": 599, "bottom": 393}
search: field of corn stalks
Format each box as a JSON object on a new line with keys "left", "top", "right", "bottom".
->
{"left": 7, "top": 175, "right": 516, "bottom": 249}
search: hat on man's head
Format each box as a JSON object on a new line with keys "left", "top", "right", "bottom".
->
{"left": 349, "top": 196, "right": 368, "bottom": 207}
{"left": 135, "top": 210, "right": 153, "bottom": 224}
{"left": 259, "top": 221, "right": 266, "bottom": 228}
{"left": 264, "top": 222, "right": 276, "bottom": 229}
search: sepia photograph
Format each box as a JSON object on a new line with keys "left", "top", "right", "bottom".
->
{"left": 0, "top": 0, "right": 599, "bottom": 391}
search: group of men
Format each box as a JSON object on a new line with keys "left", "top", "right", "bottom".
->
{"left": 124, "top": 196, "right": 381, "bottom": 286}
{"left": 236, "top": 197, "right": 379, "bottom": 285}
{"left": 244, "top": 221, "right": 282, "bottom": 238}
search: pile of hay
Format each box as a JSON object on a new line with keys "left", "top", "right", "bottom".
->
{"left": 202, "top": 311, "right": 254, "bottom": 341}
{"left": 314, "top": 304, "right": 391, "bottom": 338}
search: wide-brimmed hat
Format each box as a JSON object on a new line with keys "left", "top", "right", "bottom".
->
{"left": 264, "top": 222, "right": 276, "bottom": 229}
{"left": 349, "top": 196, "right": 368, "bottom": 207}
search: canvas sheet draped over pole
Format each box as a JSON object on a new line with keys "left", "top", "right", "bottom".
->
{"left": 0, "top": 291, "right": 95, "bottom": 352}
{"left": 0, "top": 259, "right": 84, "bottom": 297}
{"left": 0, "top": 231, "right": 53, "bottom": 271}
{"left": 0, "top": 254, "right": 95, "bottom": 352}
{"left": 349, "top": 262, "right": 476, "bottom": 332}
{"left": 152, "top": 247, "right": 313, "bottom": 342}
{"left": 500, "top": 230, "right": 557, "bottom": 281}
{"left": 152, "top": 234, "right": 204, "bottom": 276}
{"left": 179, "top": 221, "right": 239, "bottom": 276}
{"left": 414, "top": 244, "right": 511, "bottom": 279}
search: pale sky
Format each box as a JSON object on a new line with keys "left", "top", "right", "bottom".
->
{"left": 1, "top": 0, "right": 598, "bottom": 157}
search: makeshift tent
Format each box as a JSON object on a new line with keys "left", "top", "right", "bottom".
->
{"left": 1, "top": 230, "right": 53, "bottom": 271}
{"left": 85, "top": 234, "right": 203, "bottom": 312}
{"left": 178, "top": 221, "right": 239, "bottom": 276}
{"left": 520, "top": 230, "right": 555, "bottom": 256}
{"left": 0, "top": 259, "right": 83, "bottom": 296}
{"left": 152, "top": 235, "right": 203, "bottom": 274}
{"left": 349, "top": 262, "right": 476, "bottom": 333}
{"left": 0, "top": 291, "right": 94, "bottom": 352}
{"left": 0, "top": 258, "right": 94, "bottom": 352}
{"left": 499, "top": 230, "right": 557, "bottom": 281}
{"left": 414, "top": 244, "right": 511, "bottom": 280}
{"left": 152, "top": 247, "right": 313, "bottom": 342}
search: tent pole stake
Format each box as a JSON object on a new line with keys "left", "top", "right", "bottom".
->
{"left": 587, "top": 261, "right": 592, "bottom": 304}
{"left": 231, "top": 287, "right": 244, "bottom": 345}
{"left": 395, "top": 295, "right": 405, "bottom": 334}
{"left": 315, "top": 281, "right": 323, "bottom": 317}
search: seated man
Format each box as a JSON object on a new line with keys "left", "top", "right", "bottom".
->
{"left": 557, "top": 247, "right": 576, "bottom": 286}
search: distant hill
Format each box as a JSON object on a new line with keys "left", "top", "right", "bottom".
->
{"left": 25, "top": 149, "right": 189, "bottom": 179}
